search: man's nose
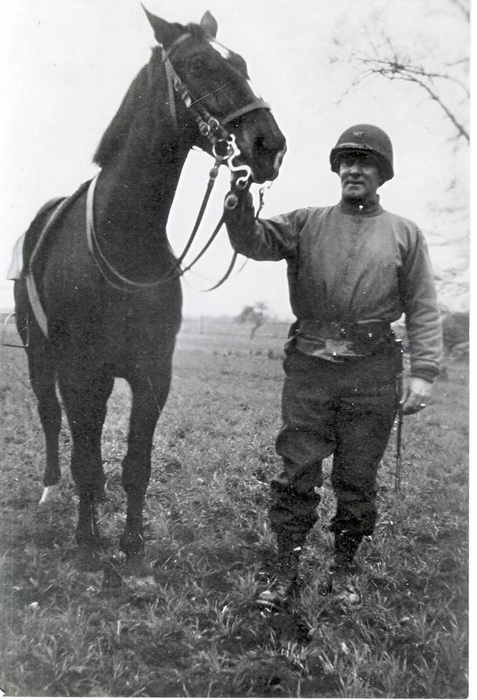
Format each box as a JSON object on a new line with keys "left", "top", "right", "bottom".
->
{"left": 348, "top": 159, "right": 362, "bottom": 173}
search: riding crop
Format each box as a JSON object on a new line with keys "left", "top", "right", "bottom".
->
{"left": 395, "top": 339, "right": 405, "bottom": 495}
{"left": 395, "top": 400, "right": 404, "bottom": 495}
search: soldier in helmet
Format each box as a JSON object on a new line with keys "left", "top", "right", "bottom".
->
{"left": 224, "top": 124, "right": 442, "bottom": 610}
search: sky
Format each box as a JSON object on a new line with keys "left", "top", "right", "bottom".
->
{"left": 0, "top": 0, "right": 469, "bottom": 318}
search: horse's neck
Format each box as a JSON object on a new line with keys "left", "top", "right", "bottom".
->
{"left": 94, "top": 132, "right": 193, "bottom": 273}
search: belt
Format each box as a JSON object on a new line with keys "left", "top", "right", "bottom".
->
{"left": 298, "top": 319, "right": 392, "bottom": 343}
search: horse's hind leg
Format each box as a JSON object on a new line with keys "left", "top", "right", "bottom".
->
{"left": 59, "top": 370, "right": 114, "bottom": 568}
{"left": 14, "top": 286, "right": 62, "bottom": 500}
{"left": 27, "top": 336, "right": 62, "bottom": 500}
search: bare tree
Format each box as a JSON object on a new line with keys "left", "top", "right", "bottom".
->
{"left": 235, "top": 301, "right": 270, "bottom": 339}
{"left": 332, "top": 0, "right": 469, "bottom": 148}
{"left": 331, "top": 0, "right": 469, "bottom": 310}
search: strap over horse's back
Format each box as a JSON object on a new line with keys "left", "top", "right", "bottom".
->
{"left": 22, "top": 197, "right": 67, "bottom": 269}
{"left": 7, "top": 198, "right": 65, "bottom": 281}
{"left": 16, "top": 180, "right": 91, "bottom": 338}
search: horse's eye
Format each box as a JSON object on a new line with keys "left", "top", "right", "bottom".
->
{"left": 189, "top": 58, "right": 204, "bottom": 75}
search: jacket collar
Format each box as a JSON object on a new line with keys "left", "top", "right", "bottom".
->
{"left": 339, "top": 194, "right": 383, "bottom": 217}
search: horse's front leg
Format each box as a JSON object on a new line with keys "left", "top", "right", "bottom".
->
{"left": 59, "top": 372, "right": 114, "bottom": 569}
{"left": 120, "top": 376, "right": 167, "bottom": 562}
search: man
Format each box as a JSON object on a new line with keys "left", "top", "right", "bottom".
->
{"left": 224, "top": 124, "right": 442, "bottom": 610}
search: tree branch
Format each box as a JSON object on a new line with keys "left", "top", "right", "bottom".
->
{"left": 339, "top": 30, "right": 469, "bottom": 144}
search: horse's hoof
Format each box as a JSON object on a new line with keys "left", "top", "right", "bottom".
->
{"left": 123, "top": 556, "right": 154, "bottom": 581}
{"left": 38, "top": 485, "right": 61, "bottom": 506}
{"left": 102, "top": 557, "right": 125, "bottom": 591}
{"left": 123, "top": 561, "right": 157, "bottom": 601}
{"left": 77, "top": 547, "right": 102, "bottom": 572}
{"left": 120, "top": 534, "right": 145, "bottom": 563}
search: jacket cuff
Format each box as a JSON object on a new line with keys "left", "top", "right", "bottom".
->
{"left": 410, "top": 364, "right": 439, "bottom": 383}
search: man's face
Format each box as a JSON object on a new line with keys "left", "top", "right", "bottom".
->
{"left": 339, "top": 151, "right": 382, "bottom": 204}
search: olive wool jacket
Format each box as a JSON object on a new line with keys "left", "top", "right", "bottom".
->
{"left": 225, "top": 196, "right": 442, "bottom": 382}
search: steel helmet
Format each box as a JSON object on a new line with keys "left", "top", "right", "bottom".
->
{"left": 329, "top": 124, "right": 394, "bottom": 182}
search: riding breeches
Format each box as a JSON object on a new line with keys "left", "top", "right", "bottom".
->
{"left": 269, "top": 344, "right": 400, "bottom": 539}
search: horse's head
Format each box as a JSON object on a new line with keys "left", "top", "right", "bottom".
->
{"left": 144, "top": 9, "right": 287, "bottom": 185}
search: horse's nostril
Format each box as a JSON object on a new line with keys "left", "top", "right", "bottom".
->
{"left": 255, "top": 136, "right": 273, "bottom": 156}
{"left": 255, "top": 133, "right": 287, "bottom": 158}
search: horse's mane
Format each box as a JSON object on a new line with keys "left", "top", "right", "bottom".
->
{"left": 93, "top": 48, "right": 164, "bottom": 167}
{"left": 93, "top": 24, "right": 207, "bottom": 168}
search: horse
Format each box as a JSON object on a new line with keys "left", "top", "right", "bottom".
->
{"left": 13, "top": 8, "right": 286, "bottom": 570}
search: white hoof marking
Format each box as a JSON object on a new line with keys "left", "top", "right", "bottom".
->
{"left": 39, "top": 485, "right": 61, "bottom": 505}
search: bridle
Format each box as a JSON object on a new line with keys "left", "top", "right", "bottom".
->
{"left": 85, "top": 31, "right": 272, "bottom": 293}
{"left": 162, "top": 31, "right": 271, "bottom": 187}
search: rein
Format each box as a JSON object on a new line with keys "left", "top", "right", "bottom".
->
{"left": 85, "top": 31, "right": 271, "bottom": 293}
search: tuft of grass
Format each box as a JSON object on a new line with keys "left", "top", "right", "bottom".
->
{"left": 0, "top": 324, "right": 468, "bottom": 697}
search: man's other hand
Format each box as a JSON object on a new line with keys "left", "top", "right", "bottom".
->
{"left": 400, "top": 376, "right": 433, "bottom": 415}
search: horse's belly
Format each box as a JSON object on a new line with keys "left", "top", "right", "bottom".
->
{"left": 48, "top": 286, "right": 181, "bottom": 373}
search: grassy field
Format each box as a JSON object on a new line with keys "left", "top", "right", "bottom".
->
{"left": 0, "top": 317, "right": 468, "bottom": 697}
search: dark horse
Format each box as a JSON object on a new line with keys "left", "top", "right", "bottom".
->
{"left": 14, "top": 9, "right": 286, "bottom": 569}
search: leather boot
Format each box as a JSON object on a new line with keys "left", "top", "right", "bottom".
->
{"left": 324, "top": 531, "right": 364, "bottom": 608}
{"left": 256, "top": 533, "right": 305, "bottom": 612}
{"left": 333, "top": 530, "right": 363, "bottom": 570}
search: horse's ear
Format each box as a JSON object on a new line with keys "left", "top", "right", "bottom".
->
{"left": 200, "top": 11, "right": 218, "bottom": 38}
{"left": 142, "top": 5, "right": 182, "bottom": 46}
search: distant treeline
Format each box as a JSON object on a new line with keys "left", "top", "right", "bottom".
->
{"left": 2, "top": 311, "right": 468, "bottom": 354}
{"left": 181, "top": 311, "right": 469, "bottom": 354}
{"left": 181, "top": 316, "right": 292, "bottom": 339}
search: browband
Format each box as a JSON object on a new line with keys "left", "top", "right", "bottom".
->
{"left": 161, "top": 32, "right": 193, "bottom": 62}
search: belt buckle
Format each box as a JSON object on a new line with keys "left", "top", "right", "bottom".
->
{"left": 325, "top": 338, "right": 352, "bottom": 358}
{"left": 328, "top": 321, "right": 346, "bottom": 340}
